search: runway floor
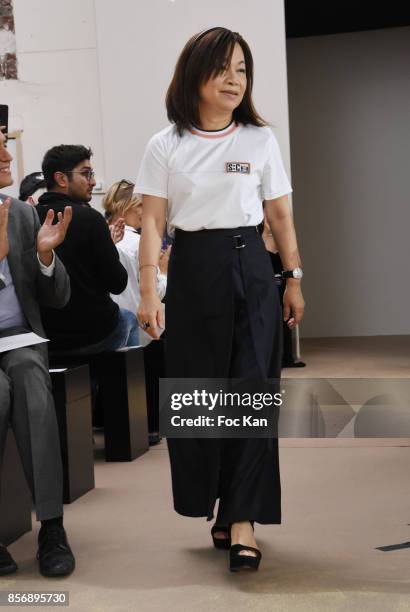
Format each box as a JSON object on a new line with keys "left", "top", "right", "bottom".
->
{"left": 6, "top": 336, "right": 410, "bottom": 612}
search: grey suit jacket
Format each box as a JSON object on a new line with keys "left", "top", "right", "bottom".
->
{"left": 1, "top": 195, "right": 70, "bottom": 362}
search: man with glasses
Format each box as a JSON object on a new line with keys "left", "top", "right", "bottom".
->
{"left": 37, "top": 145, "right": 138, "bottom": 354}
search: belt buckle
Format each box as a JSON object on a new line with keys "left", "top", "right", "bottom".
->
{"left": 233, "top": 234, "right": 246, "bottom": 249}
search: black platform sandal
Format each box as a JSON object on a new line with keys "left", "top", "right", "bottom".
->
{"left": 229, "top": 521, "right": 261, "bottom": 572}
{"left": 229, "top": 544, "right": 262, "bottom": 572}
{"left": 211, "top": 525, "right": 231, "bottom": 550}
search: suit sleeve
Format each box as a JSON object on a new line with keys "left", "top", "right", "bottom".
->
{"left": 32, "top": 205, "right": 71, "bottom": 309}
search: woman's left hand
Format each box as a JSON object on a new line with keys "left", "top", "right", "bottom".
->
{"left": 283, "top": 282, "right": 305, "bottom": 329}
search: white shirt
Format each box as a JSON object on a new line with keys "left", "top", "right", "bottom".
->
{"left": 110, "top": 225, "right": 166, "bottom": 346}
{"left": 135, "top": 122, "right": 292, "bottom": 237}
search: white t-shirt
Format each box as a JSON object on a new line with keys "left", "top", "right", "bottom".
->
{"left": 135, "top": 121, "right": 292, "bottom": 237}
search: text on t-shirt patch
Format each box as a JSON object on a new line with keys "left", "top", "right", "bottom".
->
{"left": 225, "top": 162, "right": 251, "bottom": 174}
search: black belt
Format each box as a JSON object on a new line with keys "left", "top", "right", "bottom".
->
{"left": 174, "top": 226, "right": 260, "bottom": 249}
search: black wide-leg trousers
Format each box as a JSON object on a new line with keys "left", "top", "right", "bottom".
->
{"left": 165, "top": 226, "right": 282, "bottom": 524}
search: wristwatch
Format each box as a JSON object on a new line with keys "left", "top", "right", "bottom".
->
{"left": 281, "top": 267, "right": 303, "bottom": 280}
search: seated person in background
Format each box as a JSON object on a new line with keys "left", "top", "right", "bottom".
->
{"left": 18, "top": 171, "right": 46, "bottom": 206}
{"left": 102, "top": 180, "right": 169, "bottom": 346}
{"left": 0, "top": 127, "right": 75, "bottom": 577}
{"left": 37, "top": 145, "right": 138, "bottom": 354}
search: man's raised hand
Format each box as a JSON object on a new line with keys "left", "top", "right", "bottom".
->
{"left": 37, "top": 206, "right": 72, "bottom": 266}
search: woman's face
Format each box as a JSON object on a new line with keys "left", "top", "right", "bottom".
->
{"left": 199, "top": 42, "right": 247, "bottom": 115}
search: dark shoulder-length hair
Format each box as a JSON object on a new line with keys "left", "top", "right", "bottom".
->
{"left": 166, "top": 27, "right": 267, "bottom": 135}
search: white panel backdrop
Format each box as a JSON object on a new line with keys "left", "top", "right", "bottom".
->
{"left": 287, "top": 27, "right": 410, "bottom": 337}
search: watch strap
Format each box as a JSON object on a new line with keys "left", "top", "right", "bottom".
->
{"left": 281, "top": 268, "right": 303, "bottom": 279}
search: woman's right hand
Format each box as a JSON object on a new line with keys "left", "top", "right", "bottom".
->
{"left": 137, "top": 292, "right": 164, "bottom": 340}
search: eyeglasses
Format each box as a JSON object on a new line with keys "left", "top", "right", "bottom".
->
{"left": 65, "top": 170, "right": 95, "bottom": 182}
{"left": 113, "top": 179, "right": 135, "bottom": 201}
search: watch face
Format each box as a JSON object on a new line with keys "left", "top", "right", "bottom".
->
{"left": 293, "top": 267, "right": 303, "bottom": 279}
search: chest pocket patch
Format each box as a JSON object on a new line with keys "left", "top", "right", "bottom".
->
{"left": 225, "top": 162, "right": 251, "bottom": 174}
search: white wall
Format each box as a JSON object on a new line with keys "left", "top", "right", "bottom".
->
{"left": 0, "top": 0, "right": 105, "bottom": 206}
{"left": 94, "top": 0, "right": 292, "bottom": 196}
{"left": 287, "top": 27, "right": 410, "bottom": 338}
{"left": 1, "top": 0, "right": 291, "bottom": 211}
{"left": 2, "top": 0, "right": 292, "bottom": 214}
{"left": 0, "top": 0, "right": 290, "bottom": 208}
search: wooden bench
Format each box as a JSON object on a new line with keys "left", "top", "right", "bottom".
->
{"left": 143, "top": 337, "right": 165, "bottom": 444}
{"left": 50, "top": 364, "right": 95, "bottom": 503}
{"left": 0, "top": 428, "right": 32, "bottom": 546}
{"left": 89, "top": 347, "right": 149, "bottom": 461}
{"left": 51, "top": 346, "right": 149, "bottom": 462}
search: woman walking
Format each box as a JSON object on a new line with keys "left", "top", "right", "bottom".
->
{"left": 136, "top": 27, "right": 304, "bottom": 572}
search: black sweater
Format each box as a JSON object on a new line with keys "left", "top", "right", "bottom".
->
{"left": 36, "top": 192, "right": 128, "bottom": 350}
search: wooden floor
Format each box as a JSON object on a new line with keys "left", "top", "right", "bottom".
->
{"left": 7, "top": 336, "right": 410, "bottom": 612}
{"left": 282, "top": 336, "right": 410, "bottom": 446}
{"left": 291, "top": 335, "right": 410, "bottom": 378}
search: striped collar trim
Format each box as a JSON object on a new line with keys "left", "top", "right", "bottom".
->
{"left": 189, "top": 122, "right": 238, "bottom": 139}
